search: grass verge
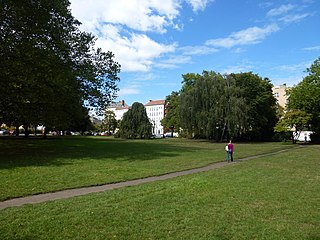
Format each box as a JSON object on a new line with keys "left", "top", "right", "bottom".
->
{"left": 0, "top": 137, "right": 293, "bottom": 201}
{"left": 0, "top": 144, "right": 318, "bottom": 239}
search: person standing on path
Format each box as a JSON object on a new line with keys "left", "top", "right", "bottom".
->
{"left": 226, "top": 140, "right": 234, "bottom": 162}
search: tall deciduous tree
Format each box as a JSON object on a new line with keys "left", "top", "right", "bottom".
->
{"left": 231, "top": 72, "right": 278, "bottom": 141}
{"left": 102, "top": 110, "right": 117, "bottom": 134}
{"left": 161, "top": 91, "right": 181, "bottom": 136}
{"left": 287, "top": 57, "right": 320, "bottom": 142}
{"left": 180, "top": 71, "right": 248, "bottom": 140}
{"left": 274, "top": 109, "right": 312, "bottom": 144}
{"left": 0, "top": 0, "right": 120, "bottom": 135}
{"left": 118, "top": 102, "right": 152, "bottom": 139}
{"left": 222, "top": 74, "right": 249, "bottom": 140}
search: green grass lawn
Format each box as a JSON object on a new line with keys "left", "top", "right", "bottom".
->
{"left": 0, "top": 137, "right": 293, "bottom": 201}
{"left": 0, "top": 143, "right": 319, "bottom": 239}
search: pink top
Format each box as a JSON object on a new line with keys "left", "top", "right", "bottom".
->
{"left": 228, "top": 143, "right": 234, "bottom": 152}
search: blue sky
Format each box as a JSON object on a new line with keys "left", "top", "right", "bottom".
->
{"left": 70, "top": 0, "right": 320, "bottom": 106}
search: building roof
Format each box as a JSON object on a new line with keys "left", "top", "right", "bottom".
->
{"left": 145, "top": 100, "right": 165, "bottom": 106}
{"left": 108, "top": 100, "right": 129, "bottom": 109}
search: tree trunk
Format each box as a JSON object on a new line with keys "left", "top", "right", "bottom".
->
{"left": 15, "top": 125, "right": 19, "bottom": 137}
{"left": 24, "top": 125, "right": 29, "bottom": 138}
{"left": 291, "top": 132, "right": 296, "bottom": 144}
{"left": 43, "top": 127, "right": 48, "bottom": 139}
{"left": 220, "top": 122, "right": 227, "bottom": 142}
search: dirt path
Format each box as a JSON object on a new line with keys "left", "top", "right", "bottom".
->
{"left": 0, "top": 148, "right": 294, "bottom": 210}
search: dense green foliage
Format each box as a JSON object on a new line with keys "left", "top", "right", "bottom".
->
{"left": 274, "top": 109, "right": 312, "bottom": 143}
{"left": 101, "top": 110, "right": 117, "bottom": 134}
{"left": 117, "top": 102, "right": 152, "bottom": 139}
{"left": 162, "top": 71, "right": 277, "bottom": 141}
{"left": 231, "top": 72, "right": 278, "bottom": 140}
{"left": 180, "top": 71, "right": 248, "bottom": 140}
{"left": 161, "top": 91, "right": 181, "bottom": 135}
{"left": 0, "top": 0, "right": 120, "bottom": 133}
{"left": 287, "top": 57, "right": 320, "bottom": 142}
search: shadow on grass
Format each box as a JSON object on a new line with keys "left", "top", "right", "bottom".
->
{"left": 0, "top": 136, "right": 199, "bottom": 169}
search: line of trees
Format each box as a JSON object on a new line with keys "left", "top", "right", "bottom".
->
{"left": 162, "top": 71, "right": 278, "bottom": 141}
{"left": 162, "top": 57, "right": 320, "bottom": 142}
{"left": 0, "top": 0, "right": 121, "bottom": 136}
{"left": 93, "top": 57, "right": 320, "bottom": 142}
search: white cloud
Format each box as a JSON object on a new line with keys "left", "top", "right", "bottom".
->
{"left": 156, "top": 55, "right": 192, "bottom": 69}
{"left": 206, "top": 24, "right": 279, "bottom": 48}
{"left": 70, "top": 0, "right": 181, "bottom": 33}
{"left": 180, "top": 45, "right": 218, "bottom": 55}
{"left": 272, "top": 62, "right": 311, "bottom": 72}
{"left": 266, "top": 3, "right": 313, "bottom": 24}
{"left": 259, "top": 2, "right": 274, "bottom": 9}
{"left": 118, "top": 87, "right": 141, "bottom": 96}
{"left": 69, "top": 0, "right": 214, "bottom": 73}
{"left": 303, "top": 45, "right": 320, "bottom": 51}
{"left": 133, "top": 73, "right": 157, "bottom": 81}
{"left": 279, "top": 13, "right": 312, "bottom": 24}
{"left": 186, "top": 0, "right": 213, "bottom": 12}
{"left": 69, "top": 0, "right": 213, "bottom": 33}
{"left": 267, "top": 4, "right": 295, "bottom": 17}
{"left": 95, "top": 25, "right": 176, "bottom": 72}
{"left": 233, "top": 48, "right": 245, "bottom": 54}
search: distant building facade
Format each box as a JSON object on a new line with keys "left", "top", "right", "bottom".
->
{"left": 106, "top": 100, "right": 129, "bottom": 120}
{"left": 272, "top": 84, "right": 290, "bottom": 108}
{"left": 145, "top": 100, "right": 165, "bottom": 135}
{"left": 106, "top": 99, "right": 166, "bottom": 135}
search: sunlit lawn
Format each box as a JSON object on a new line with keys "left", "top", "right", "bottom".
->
{"left": 0, "top": 136, "right": 294, "bottom": 201}
{"left": 0, "top": 143, "right": 318, "bottom": 239}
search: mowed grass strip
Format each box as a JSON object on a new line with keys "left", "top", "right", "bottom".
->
{"left": 0, "top": 137, "right": 293, "bottom": 200}
{"left": 0, "top": 145, "right": 318, "bottom": 239}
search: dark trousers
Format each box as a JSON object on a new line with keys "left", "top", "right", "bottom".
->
{"left": 226, "top": 151, "right": 233, "bottom": 162}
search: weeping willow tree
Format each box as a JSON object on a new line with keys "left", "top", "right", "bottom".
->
{"left": 220, "top": 74, "right": 248, "bottom": 140}
{"left": 180, "top": 71, "right": 248, "bottom": 140}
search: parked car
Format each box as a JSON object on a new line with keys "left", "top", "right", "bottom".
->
{"left": 152, "top": 134, "right": 164, "bottom": 138}
{"left": 100, "top": 132, "right": 113, "bottom": 136}
{"left": 164, "top": 132, "right": 179, "bottom": 138}
{"left": 0, "top": 129, "right": 9, "bottom": 135}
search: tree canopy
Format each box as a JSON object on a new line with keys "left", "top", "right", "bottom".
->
{"left": 286, "top": 57, "right": 320, "bottom": 142}
{"left": 102, "top": 110, "right": 117, "bottom": 134}
{"left": 0, "top": 0, "right": 120, "bottom": 133}
{"left": 179, "top": 71, "right": 248, "bottom": 140}
{"left": 161, "top": 91, "right": 181, "bottom": 136}
{"left": 274, "top": 109, "right": 312, "bottom": 143}
{"left": 117, "top": 102, "right": 152, "bottom": 139}
{"left": 231, "top": 72, "right": 277, "bottom": 141}
{"left": 161, "top": 71, "right": 277, "bottom": 141}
